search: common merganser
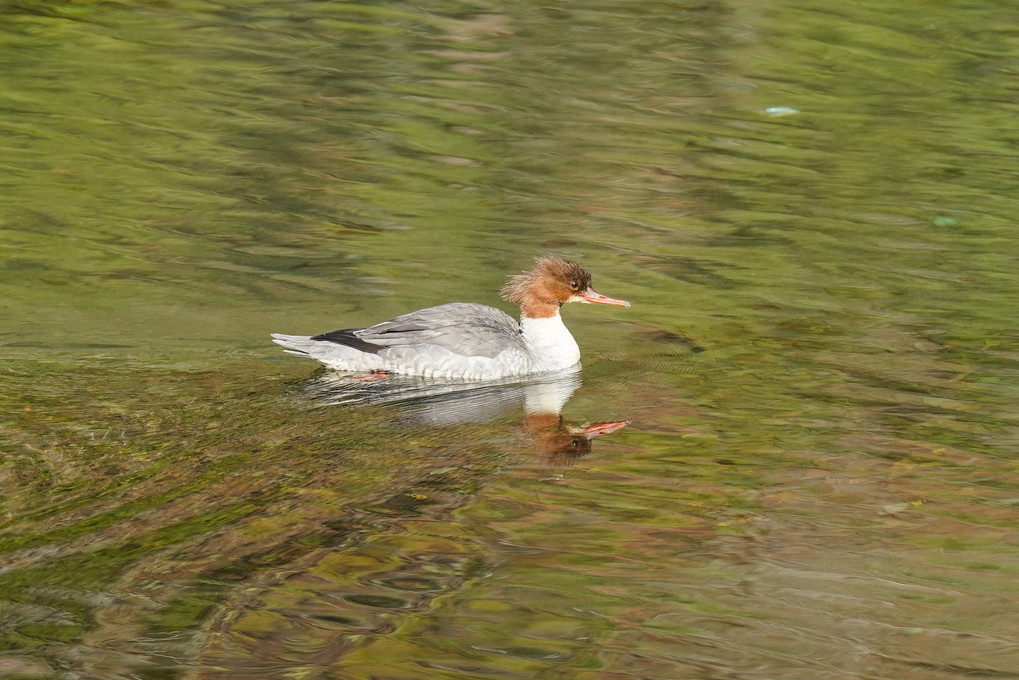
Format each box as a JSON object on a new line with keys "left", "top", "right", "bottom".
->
{"left": 271, "top": 256, "right": 630, "bottom": 380}
{"left": 527, "top": 412, "right": 630, "bottom": 466}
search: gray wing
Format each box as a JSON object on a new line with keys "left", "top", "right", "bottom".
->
{"left": 314, "top": 303, "right": 523, "bottom": 359}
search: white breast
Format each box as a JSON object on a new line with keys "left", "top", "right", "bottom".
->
{"left": 520, "top": 313, "right": 581, "bottom": 373}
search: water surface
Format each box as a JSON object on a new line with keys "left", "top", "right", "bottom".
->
{"left": 2, "top": 1, "right": 1019, "bottom": 678}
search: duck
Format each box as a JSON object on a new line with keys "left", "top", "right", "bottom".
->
{"left": 271, "top": 255, "right": 629, "bottom": 380}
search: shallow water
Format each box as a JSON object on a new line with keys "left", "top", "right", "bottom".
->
{"left": 3, "top": 1, "right": 1019, "bottom": 678}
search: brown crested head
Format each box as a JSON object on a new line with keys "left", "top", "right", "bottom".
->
{"left": 500, "top": 256, "right": 593, "bottom": 318}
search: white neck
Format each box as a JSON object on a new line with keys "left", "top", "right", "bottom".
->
{"left": 520, "top": 312, "right": 581, "bottom": 373}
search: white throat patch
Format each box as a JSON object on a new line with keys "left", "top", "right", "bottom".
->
{"left": 520, "top": 312, "right": 581, "bottom": 372}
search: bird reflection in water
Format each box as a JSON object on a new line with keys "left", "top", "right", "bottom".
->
{"left": 525, "top": 412, "right": 629, "bottom": 465}
{"left": 296, "top": 368, "right": 628, "bottom": 465}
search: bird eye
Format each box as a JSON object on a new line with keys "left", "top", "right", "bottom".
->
{"left": 570, "top": 279, "right": 579, "bottom": 289}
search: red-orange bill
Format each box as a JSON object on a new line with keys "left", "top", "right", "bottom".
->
{"left": 580, "top": 287, "right": 630, "bottom": 307}
{"left": 582, "top": 420, "right": 630, "bottom": 439}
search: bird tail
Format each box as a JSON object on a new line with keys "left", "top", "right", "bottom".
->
{"left": 271, "top": 333, "right": 317, "bottom": 356}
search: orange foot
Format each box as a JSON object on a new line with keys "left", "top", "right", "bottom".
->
{"left": 354, "top": 370, "right": 389, "bottom": 382}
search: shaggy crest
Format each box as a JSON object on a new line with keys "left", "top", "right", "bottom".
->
{"left": 500, "top": 256, "right": 592, "bottom": 311}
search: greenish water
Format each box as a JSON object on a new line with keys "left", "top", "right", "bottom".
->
{"left": 3, "top": 1, "right": 1019, "bottom": 678}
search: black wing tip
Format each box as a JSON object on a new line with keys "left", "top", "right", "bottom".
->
{"left": 311, "top": 329, "right": 385, "bottom": 355}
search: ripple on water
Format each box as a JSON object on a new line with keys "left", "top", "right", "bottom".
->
{"left": 3, "top": 0, "right": 1019, "bottom": 677}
